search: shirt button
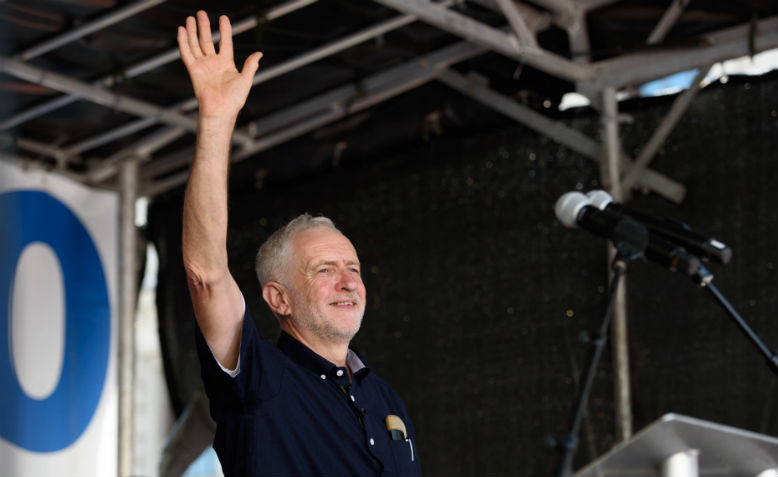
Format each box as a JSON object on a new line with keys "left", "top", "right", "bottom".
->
{"left": 320, "top": 374, "right": 326, "bottom": 380}
{"left": 369, "top": 438, "right": 375, "bottom": 446}
{"left": 350, "top": 395, "right": 355, "bottom": 402}
{"left": 336, "top": 369, "right": 344, "bottom": 377}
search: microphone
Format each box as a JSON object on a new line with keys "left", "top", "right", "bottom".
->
{"left": 586, "top": 190, "right": 732, "bottom": 264}
{"left": 555, "top": 191, "right": 649, "bottom": 255}
{"left": 555, "top": 191, "right": 702, "bottom": 275}
{"left": 385, "top": 415, "right": 415, "bottom": 462}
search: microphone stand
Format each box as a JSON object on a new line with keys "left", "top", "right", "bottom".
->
{"left": 555, "top": 258, "right": 778, "bottom": 477}
{"left": 693, "top": 265, "right": 778, "bottom": 376}
{"left": 555, "top": 240, "right": 643, "bottom": 477}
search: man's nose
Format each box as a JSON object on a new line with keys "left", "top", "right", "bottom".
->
{"left": 337, "top": 268, "right": 359, "bottom": 291}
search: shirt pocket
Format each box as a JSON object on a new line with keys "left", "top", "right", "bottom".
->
{"left": 388, "top": 438, "right": 419, "bottom": 475}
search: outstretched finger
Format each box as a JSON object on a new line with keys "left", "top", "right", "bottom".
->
{"left": 196, "top": 10, "right": 216, "bottom": 55}
{"left": 217, "top": 15, "right": 233, "bottom": 59}
{"left": 177, "top": 26, "right": 195, "bottom": 67}
{"left": 186, "top": 15, "right": 203, "bottom": 58}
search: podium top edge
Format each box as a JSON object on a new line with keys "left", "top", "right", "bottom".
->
{"left": 575, "top": 413, "right": 778, "bottom": 477}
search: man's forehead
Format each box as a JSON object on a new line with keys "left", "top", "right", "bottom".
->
{"left": 291, "top": 227, "right": 359, "bottom": 262}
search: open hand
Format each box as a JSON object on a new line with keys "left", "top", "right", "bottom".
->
{"left": 177, "top": 11, "right": 263, "bottom": 120}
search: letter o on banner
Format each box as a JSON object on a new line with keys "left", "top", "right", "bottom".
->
{"left": 0, "top": 191, "right": 111, "bottom": 452}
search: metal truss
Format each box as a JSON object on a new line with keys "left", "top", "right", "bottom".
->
{"left": 2, "top": 0, "right": 774, "bottom": 201}
{"left": 436, "top": 68, "right": 686, "bottom": 202}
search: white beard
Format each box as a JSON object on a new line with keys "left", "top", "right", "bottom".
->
{"left": 292, "top": 293, "right": 364, "bottom": 345}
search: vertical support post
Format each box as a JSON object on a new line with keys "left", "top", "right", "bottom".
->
{"left": 601, "top": 87, "right": 633, "bottom": 441}
{"left": 118, "top": 159, "right": 138, "bottom": 476}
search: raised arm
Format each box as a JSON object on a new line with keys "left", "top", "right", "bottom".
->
{"left": 179, "top": 11, "right": 262, "bottom": 369}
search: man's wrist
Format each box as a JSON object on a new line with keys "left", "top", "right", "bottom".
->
{"left": 197, "top": 113, "right": 240, "bottom": 141}
{"left": 198, "top": 112, "right": 239, "bottom": 128}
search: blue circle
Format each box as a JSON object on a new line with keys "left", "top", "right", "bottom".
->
{"left": 0, "top": 190, "right": 111, "bottom": 452}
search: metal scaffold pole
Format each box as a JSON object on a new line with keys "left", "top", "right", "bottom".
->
{"left": 118, "top": 159, "right": 138, "bottom": 476}
{"left": 601, "top": 86, "right": 633, "bottom": 442}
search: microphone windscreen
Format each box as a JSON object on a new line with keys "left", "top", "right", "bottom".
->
{"left": 385, "top": 414, "right": 407, "bottom": 437}
{"left": 555, "top": 191, "right": 590, "bottom": 228}
{"left": 586, "top": 190, "right": 614, "bottom": 210}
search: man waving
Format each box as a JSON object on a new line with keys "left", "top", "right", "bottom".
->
{"left": 178, "top": 11, "right": 420, "bottom": 476}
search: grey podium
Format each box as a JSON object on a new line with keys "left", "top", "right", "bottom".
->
{"left": 575, "top": 413, "right": 778, "bottom": 477}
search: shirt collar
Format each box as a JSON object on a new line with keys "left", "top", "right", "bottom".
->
{"left": 277, "top": 331, "right": 370, "bottom": 382}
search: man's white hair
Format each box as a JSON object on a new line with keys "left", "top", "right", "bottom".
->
{"left": 255, "top": 213, "right": 339, "bottom": 288}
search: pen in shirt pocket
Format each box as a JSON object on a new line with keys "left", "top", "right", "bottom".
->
{"left": 385, "top": 414, "right": 414, "bottom": 462}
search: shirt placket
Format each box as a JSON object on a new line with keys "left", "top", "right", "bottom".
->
{"left": 329, "top": 367, "right": 387, "bottom": 474}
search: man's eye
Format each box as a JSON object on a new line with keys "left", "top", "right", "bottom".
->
{"left": 318, "top": 268, "right": 330, "bottom": 274}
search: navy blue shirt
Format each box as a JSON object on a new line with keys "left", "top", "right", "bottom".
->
{"left": 195, "top": 307, "right": 421, "bottom": 477}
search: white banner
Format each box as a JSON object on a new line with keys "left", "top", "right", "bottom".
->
{"left": 0, "top": 161, "right": 118, "bottom": 476}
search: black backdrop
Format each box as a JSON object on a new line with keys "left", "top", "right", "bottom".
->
{"left": 148, "top": 72, "right": 778, "bottom": 475}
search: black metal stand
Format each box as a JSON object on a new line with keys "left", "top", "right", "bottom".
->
{"left": 693, "top": 265, "right": 778, "bottom": 376}
{"left": 555, "top": 245, "right": 638, "bottom": 477}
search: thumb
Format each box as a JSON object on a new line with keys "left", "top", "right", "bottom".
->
{"left": 241, "top": 51, "right": 263, "bottom": 80}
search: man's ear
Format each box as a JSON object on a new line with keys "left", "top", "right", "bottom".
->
{"left": 262, "top": 282, "right": 292, "bottom": 317}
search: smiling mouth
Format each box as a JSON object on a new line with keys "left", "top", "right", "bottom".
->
{"left": 331, "top": 301, "right": 357, "bottom": 307}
